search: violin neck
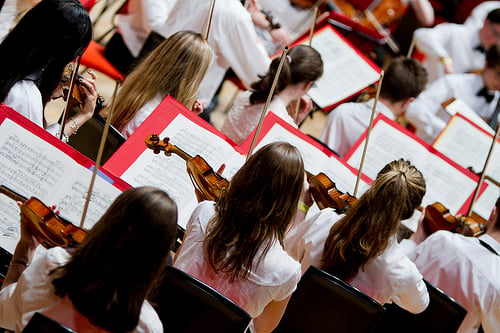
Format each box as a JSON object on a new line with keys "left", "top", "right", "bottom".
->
{"left": 0, "top": 185, "right": 27, "bottom": 203}
{"left": 170, "top": 145, "right": 193, "bottom": 162}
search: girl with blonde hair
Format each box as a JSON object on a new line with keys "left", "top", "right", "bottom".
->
{"left": 286, "top": 159, "right": 429, "bottom": 313}
{"left": 108, "top": 30, "right": 213, "bottom": 138}
{"left": 174, "top": 142, "right": 308, "bottom": 333}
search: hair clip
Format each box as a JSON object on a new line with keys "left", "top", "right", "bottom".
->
{"left": 287, "top": 55, "right": 292, "bottom": 64}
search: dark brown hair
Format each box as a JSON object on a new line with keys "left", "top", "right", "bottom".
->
{"left": 51, "top": 187, "right": 178, "bottom": 332}
{"left": 205, "top": 142, "right": 304, "bottom": 281}
{"left": 380, "top": 57, "right": 428, "bottom": 103}
{"left": 249, "top": 45, "right": 323, "bottom": 104}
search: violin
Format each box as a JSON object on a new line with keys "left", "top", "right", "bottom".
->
{"left": 290, "top": 0, "right": 407, "bottom": 30}
{"left": 21, "top": 197, "right": 87, "bottom": 248}
{"left": 423, "top": 202, "right": 486, "bottom": 237}
{"left": 0, "top": 185, "right": 86, "bottom": 248}
{"left": 308, "top": 172, "right": 358, "bottom": 213}
{"left": 145, "top": 134, "right": 229, "bottom": 201}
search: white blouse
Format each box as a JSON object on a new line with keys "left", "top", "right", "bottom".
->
{"left": 0, "top": 247, "right": 162, "bottom": 332}
{"left": 221, "top": 91, "right": 297, "bottom": 145}
{"left": 174, "top": 201, "right": 301, "bottom": 318}
{"left": 285, "top": 208, "right": 429, "bottom": 313}
{"left": 120, "top": 93, "right": 164, "bottom": 139}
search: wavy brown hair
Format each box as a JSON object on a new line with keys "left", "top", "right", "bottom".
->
{"left": 109, "top": 30, "right": 213, "bottom": 131}
{"left": 51, "top": 187, "right": 178, "bottom": 332}
{"left": 321, "top": 159, "right": 426, "bottom": 281}
{"left": 205, "top": 142, "right": 304, "bottom": 281}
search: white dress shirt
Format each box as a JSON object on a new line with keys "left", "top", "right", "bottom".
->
{"left": 414, "top": 23, "right": 485, "bottom": 83}
{"left": 117, "top": 0, "right": 177, "bottom": 57}
{"left": 320, "top": 98, "right": 396, "bottom": 157}
{"left": 402, "top": 231, "right": 500, "bottom": 333}
{"left": 0, "top": 247, "right": 162, "bottom": 332}
{"left": 120, "top": 93, "right": 164, "bottom": 138}
{"left": 464, "top": 2, "right": 500, "bottom": 30}
{"left": 4, "top": 79, "right": 61, "bottom": 137}
{"left": 174, "top": 201, "right": 301, "bottom": 319}
{"left": 221, "top": 91, "right": 296, "bottom": 145}
{"left": 405, "top": 73, "right": 499, "bottom": 144}
{"left": 285, "top": 208, "right": 429, "bottom": 313}
{"left": 157, "top": 0, "right": 270, "bottom": 102}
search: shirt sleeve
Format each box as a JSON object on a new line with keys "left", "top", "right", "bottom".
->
{"left": 140, "top": 0, "right": 174, "bottom": 32}
{"left": 215, "top": 8, "right": 270, "bottom": 89}
{"left": 414, "top": 23, "right": 462, "bottom": 58}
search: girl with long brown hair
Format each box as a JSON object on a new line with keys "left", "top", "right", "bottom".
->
{"left": 174, "top": 141, "right": 308, "bottom": 333}
{"left": 286, "top": 159, "right": 429, "bottom": 313}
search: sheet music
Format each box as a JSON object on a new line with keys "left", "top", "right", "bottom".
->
{"left": 0, "top": 194, "right": 21, "bottom": 254}
{"left": 347, "top": 120, "right": 478, "bottom": 214}
{"left": 120, "top": 114, "right": 245, "bottom": 227}
{"left": 433, "top": 116, "right": 499, "bottom": 183}
{"left": 473, "top": 179, "right": 499, "bottom": 220}
{"left": 253, "top": 123, "right": 369, "bottom": 196}
{"left": 305, "top": 27, "right": 380, "bottom": 108}
{"left": 444, "top": 99, "right": 494, "bottom": 134}
{"left": 0, "top": 119, "right": 121, "bottom": 231}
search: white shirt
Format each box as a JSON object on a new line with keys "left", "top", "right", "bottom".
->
{"left": 3, "top": 79, "right": 60, "bottom": 137}
{"left": 174, "top": 201, "right": 301, "bottom": 318}
{"left": 405, "top": 73, "right": 498, "bottom": 144}
{"left": 285, "top": 208, "right": 429, "bottom": 313}
{"left": 464, "top": 2, "right": 500, "bottom": 29}
{"left": 0, "top": 247, "right": 162, "bottom": 332}
{"left": 402, "top": 231, "right": 500, "bottom": 333}
{"left": 157, "top": 0, "right": 270, "bottom": 102}
{"left": 121, "top": 93, "right": 163, "bottom": 138}
{"left": 414, "top": 23, "right": 485, "bottom": 83}
{"left": 320, "top": 99, "right": 396, "bottom": 157}
{"left": 221, "top": 91, "right": 296, "bottom": 145}
{"left": 118, "top": 0, "right": 177, "bottom": 56}
{"left": 0, "top": 0, "right": 30, "bottom": 42}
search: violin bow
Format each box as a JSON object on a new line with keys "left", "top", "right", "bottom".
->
{"left": 79, "top": 78, "right": 121, "bottom": 228}
{"left": 363, "top": 9, "right": 400, "bottom": 54}
{"left": 467, "top": 123, "right": 500, "bottom": 217}
{"left": 247, "top": 46, "right": 289, "bottom": 159}
{"left": 58, "top": 55, "right": 82, "bottom": 140}
{"left": 292, "top": 1, "right": 322, "bottom": 122}
{"left": 203, "top": 0, "right": 217, "bottom": 40}
{"left": 353, "top": 70, "right": 385, "bottom": 197}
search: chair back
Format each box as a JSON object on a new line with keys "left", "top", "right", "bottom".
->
{"left": 273, "top": 266, "right": 385, "bottom": 333}
{"left": 68, "top": 113, "right": 125, "bottom": 164}
{"left": 373, "top": 280, "right": 467, "bottom": 333}
{"left": 23, "top": 312, "right": 76, "bottom": 333}
{"left": 153, "top": 266, "right": 252, "bottom": 333}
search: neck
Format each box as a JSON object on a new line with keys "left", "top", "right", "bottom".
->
{"left": 276, "top": 85, "right": 303, "bottom": 106}
{"left": 487, "top": 229, "right": 500, "bottom": 244}
{"left": 378, "top": 98, "right": 400, "bottom": 117}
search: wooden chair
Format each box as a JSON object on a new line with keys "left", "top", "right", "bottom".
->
{"left": 153, "top": 266, "right": 252, "bottom": 333}
{"left": 23, "top": 312, "right": 76, "bottom": 333}
{"left": 273, "top": 266, "right": 385, "bottom": 333}
{"left": 373, "top": 280, "right": 467, "bottom": 333}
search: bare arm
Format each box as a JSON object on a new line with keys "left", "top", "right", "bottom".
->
{"left": 252, "top": 296, "right": 291, "bottom": 333}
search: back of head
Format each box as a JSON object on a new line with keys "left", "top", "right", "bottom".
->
{"left": 110, "top": 30, "right": 213, "bottom": 130}
{"left": 51, "top": 187, "right": 178, "bottom": 332}
{"left": 380, "top": 57, "right": 428, "bottom": 103}
{"left": 322, "top": 159, "right": 426, "bottom": 281}
{"left": 487, "top": 8, "right": 500, "bottom": 24}
{"left": 0, "top": 0, "right": 92, "bottom": 104}
{"left": 492, "top": 196, "right": 500, "bottom": 230}
{"left": 486, "top": 44, "right": 500, "bottom": 68}
{"left": 206, "top": 141, "right": 305, "bottom": 280}
{"left": 250, "top": 45, "right": 323, "bottom": 104}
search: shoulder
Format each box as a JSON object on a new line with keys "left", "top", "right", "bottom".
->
{"left": 187, "top": 201, "right": 216, "bottom": 231}
{"left": 4, "top": 80, "right": 43, "bottom": 121}
{"left": 134, "top": 300, "right": 163, "bottom": 333}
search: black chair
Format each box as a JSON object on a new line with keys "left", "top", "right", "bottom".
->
{"left": 68, "top": 113, "right": 125, "bottom": 164}
{"left": 23, "top": 312, "right": 76, "bottom": 333}
{"left": 273, "top": 266, "right": 385, "bottom": 333}
{"left": 373, "top": 280, "right": 467, "bottom": 333}
{"left": 153, "top": 266, "right": 252, "bottom": 333}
